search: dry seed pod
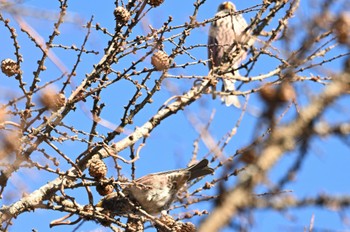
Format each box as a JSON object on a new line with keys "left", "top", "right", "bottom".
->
{"left": 96, "top": 181, "right": 114, "bottom": 196}
{"left": 126, "top": 217, "right": 144, "bottom": 232}
{"left": 240, "top": 148, "right": 257, "bottom": 164}
{"left": 333, "top": 14, "right": 350, "bottom": 44}
{"left": 0, "top": 109, "right": 8, "bottom": 123}
{"left": 277, "top": 82, "right": 295, "bottom": 102}
{"left": 83, "top": 204, "right": 94, "bottom": 214}
{"left": 88, "top": 156, "right": 107, "bottom": 179}
{"left": 148, "top": 0, "right": 165, "bottom": 7}
{"left": 1, "top": 59, "right": 20, "bottom": 77}
{"left": 176, "top": 222, "right": 196, "bottom": 232}
{"left": 344, "top": 57, "right": 350, "bottom": 74}
{"left": 159, "top": 213, "right": 176, "bottom": 226}
{"left": 98, "top": 210, "right": 112, "bottom": 227}
{"left": 259, "top": 84, "right": 277, "bottom": 103}
{"left": 40, "top": 90, "right": 66, "bottom": 111}
{"left": 114, "top": 6, "right": 130, "bottom": 24}
{"left": 3, "top": 132, "right": 20, "bottom": 154}
{"left": 151, "top": 50, "right": 170, "bottom": 71}
{"left": 157, "top": 214, "right": 176, "bottom": 232}
{"left": 55, "top": 93, "right": 66, "bottom": 109}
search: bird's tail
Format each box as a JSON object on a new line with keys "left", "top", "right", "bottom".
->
{"left": 187, "top": 159, "right": 214, "bottom": 181}
{"left": 221, "top": 73, "right": 241, "bottom": 108}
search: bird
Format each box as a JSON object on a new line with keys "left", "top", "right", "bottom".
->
{"left": 97, "top": 159, "right": 214, "bottom": 215}
{"left": 208, "top": 1, "right": 248, "bottom": 107}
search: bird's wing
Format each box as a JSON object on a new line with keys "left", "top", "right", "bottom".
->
{"left": 208, "top": 27, "right": 221, "bottom": 69}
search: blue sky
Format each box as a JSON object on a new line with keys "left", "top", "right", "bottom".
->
{"left": 1, "top": 0, "right": 350, "bottom": 231}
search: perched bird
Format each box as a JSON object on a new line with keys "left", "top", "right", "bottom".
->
{"left": 97, "top": 159, "right": 214, "bottom": 215}
{"left": 208, "top": 1, "right": 248, "bottom": 107}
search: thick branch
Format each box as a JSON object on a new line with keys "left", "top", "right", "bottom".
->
{"left": 0, "top": 79, "right": 210, "bottom": 221}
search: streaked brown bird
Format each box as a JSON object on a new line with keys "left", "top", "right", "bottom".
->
{"left": 97, "top": 159, "right": 214, "bottom": 215}
{"left": 208, "top": 1, "right": 248, "bottom": 107}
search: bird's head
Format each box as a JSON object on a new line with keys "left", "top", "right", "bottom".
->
{"left": 217, "top": 1, "right": 236, "bottom": 13}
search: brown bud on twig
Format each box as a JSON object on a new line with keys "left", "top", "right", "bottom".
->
{"left": 151, "top": 51, "right": 170, "bottom": 71}
{"left": 1, "top": 59, "right": 21, "bottom": 77}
